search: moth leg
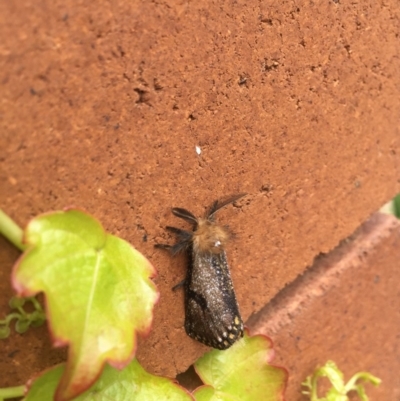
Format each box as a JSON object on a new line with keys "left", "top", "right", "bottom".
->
{"left": 154, "top": 243, "right": 173, "bottom": 251}
{"left": 166, "top": 226, "right": 192, "bottom": 238}
{"left": 155, "top": 226, "right": 192, "bottom": 255}
{"left": 172, "top": 279, "right": 185, "bottom": 291}
{"left": 165, "top": 226, "right": 192, "bottom": 254}
{"left": 155, "top": 241, "right": 188, "bottom": 255}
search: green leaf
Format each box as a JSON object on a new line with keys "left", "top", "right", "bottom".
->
{"left": 24, "top": 360, "right": 194, "bottom": 401}
{"left": 193, "top": 331, "right": 287, "bottom": 401}
{"left": 12, "top": 210, "right": 159, "bottom": 401}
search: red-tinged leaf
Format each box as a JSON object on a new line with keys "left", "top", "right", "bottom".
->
{"left": 12, "top": 210, "right": 159, "bottom": 401}
{"left": 24, "top": 359, "right": 194, "bottom": 401}
{"left": 193, "top": 330, "right": 287, "bottom": 401}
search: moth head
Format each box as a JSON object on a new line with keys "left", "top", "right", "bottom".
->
{"left": 192, "top": 218, "right": 231, "bottom": 254}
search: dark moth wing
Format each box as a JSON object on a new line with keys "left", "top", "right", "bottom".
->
{"left": 184, "top": 249, "right": 243, "bottom": 349}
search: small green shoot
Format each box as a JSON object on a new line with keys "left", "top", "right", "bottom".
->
{"left": 302, "top": 360, "right": 381, "bottom": 401}
{"left": 11, "top": 209, "right": 159, "bottom": 401}
{"left": 193, "top": 330, "right": 287, "bottom": 401}
{"left": 0, "top": 296, "right": 46, "bottom": 339}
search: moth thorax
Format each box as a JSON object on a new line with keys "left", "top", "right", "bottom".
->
{"left": 193, "top": 219, "right": 230, "bottom": 254}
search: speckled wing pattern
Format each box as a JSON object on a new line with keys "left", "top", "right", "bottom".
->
{"left": 184, "top": 249, "right": 243, "bottom": 349}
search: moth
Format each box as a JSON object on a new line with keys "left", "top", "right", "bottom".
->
{"left": 156, "top": 194, "right": 245, "bottom": 350}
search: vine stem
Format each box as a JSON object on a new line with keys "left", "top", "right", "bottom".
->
{"left": 0, "top": 385, "right": 25, "bottom": 400}
{"left": 394, "top": 194, "right": 400, "bottom": 218}
{"left": 0, "top": 209, "right": 26, "bottom": 251}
